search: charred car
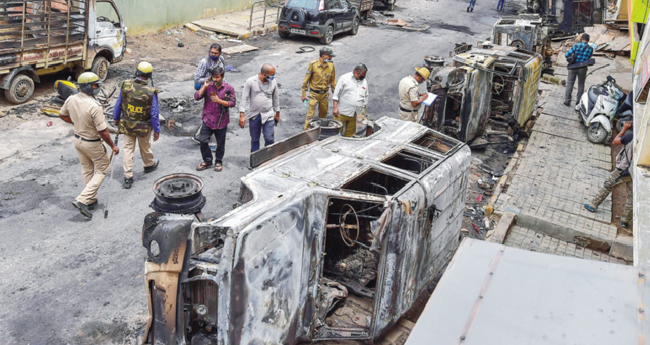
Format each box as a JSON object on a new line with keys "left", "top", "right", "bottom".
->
{"left": 141, "top": 117, "right": 470, "bottom": 344}
{"left": 421, "top": 44, "right": 542, "bottom": 142}
{"left": 491, "top": 15, "right": 553, "bottom": 69}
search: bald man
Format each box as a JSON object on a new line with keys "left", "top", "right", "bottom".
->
{"left": 239, "top": 64, "right": 280, "bottom": 152}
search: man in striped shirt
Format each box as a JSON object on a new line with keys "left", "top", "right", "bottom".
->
{"left": 564, "top": 33, "right": 594, "bottom": 106}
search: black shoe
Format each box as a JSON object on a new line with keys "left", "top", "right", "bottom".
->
{"left": 124, "top": 177, "right": 133, "bottom": 189}
{"left": 144, "top": 159, "right": 159, "bottom": 174}
{"left": 72, "top": 201, "right": 93, "bottom": 219}
{"left": 563, "top": 100, "right": 571, "bottom": 106}
{"left": 87, "top": 200, "right": 98, "bottom": 210}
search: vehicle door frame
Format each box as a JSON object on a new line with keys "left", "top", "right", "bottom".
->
{"left": 90, "top": 0, "right": 127, "bottom": 61}
{"left": 326, "top": 0, "right": 345, "bottom": 33}
{"left": 338, "top": 0, "right": 356, "bottom": 30}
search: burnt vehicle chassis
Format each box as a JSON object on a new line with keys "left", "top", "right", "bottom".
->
{"left": 141, "top": 117, "right": 471, "bottom": 344}
{"left": 421, "top": 45, "right": 542, "bottom": 143}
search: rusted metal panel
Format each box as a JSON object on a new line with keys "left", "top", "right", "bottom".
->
{"left": 142, "top": 117, "right": 471, "bottom": 344}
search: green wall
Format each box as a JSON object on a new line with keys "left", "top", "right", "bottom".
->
{"left": 102, "top": 0, "right": 253, "bottom": 34}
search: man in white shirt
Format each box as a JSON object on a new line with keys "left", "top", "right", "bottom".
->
{"left": 332, "top": 63, "right": 369, "bottom": 137}
{"left": 239, "top": 63, "right": 280, "bottom": 152}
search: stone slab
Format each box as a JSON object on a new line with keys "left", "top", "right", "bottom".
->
{"left": 504, "top": 225, "right": 630, "bottom": 264}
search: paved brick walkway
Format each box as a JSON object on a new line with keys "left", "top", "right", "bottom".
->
{"left": 496, "top": 86, "right": 622, "bottom": 246}
{"left": 504, "top": 225, "right": 629, "bottom": 264}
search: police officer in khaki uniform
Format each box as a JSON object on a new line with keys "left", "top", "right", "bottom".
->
{"left": 302, "top": 47, "right": 336, "bottom": 130}
{"left": 113, "top": 61, "right": 161, "bottom": 189}
{"left": 398, "top": 67, "right": 430, "bottom": 122}
{"left": 61, "top": 72, "right": 119, "bottom": 219}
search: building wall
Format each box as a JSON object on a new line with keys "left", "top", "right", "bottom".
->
{"left": 105, "top": 0, "right": 253, "bottom": 34}
{"left": 630, "top": 18, "right": 650, "bottom": 268}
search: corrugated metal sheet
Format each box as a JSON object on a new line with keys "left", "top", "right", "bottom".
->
{"left": 406, "top": 238, "right": 648, "bottom": 345}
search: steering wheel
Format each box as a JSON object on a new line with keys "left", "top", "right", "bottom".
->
{"left": 339, "top": 204, "right": 360, "bottom": 247}
{"left": 492, "top": 74, "right": 506, "bottom": 95}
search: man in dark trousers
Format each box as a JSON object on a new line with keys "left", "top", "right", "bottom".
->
{"left": 195, "top": 66, "right": 236, "bottom": 172}
{"left": 564, "top": 33, "right": 594, "bottom": 106}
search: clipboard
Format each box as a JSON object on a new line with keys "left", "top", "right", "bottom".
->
{"left": 422, "top": 93, "right": 437, "bottom": 106}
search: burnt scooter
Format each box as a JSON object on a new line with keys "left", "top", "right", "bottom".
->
{"left": 575, "top": 76, "right": 626, "bottom": 144}
{"left": 51, "top": 77, "right": 118, "bottom": 133}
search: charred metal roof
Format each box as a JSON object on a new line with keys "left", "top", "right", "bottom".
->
{"left": 213, "top": 116, "right": 469, "bottom": 229}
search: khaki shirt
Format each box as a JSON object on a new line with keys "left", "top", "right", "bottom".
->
{"left": 399, "top": 75, "right": 420, "bottom": 111}
{"left": 302, "top": 60, "right": 336, "bottom": 97}
{"left": 60, "top": 92, "right": 107, "bottom": 140}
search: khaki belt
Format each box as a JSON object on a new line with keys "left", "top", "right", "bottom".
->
{"left": 310, "top": 89, "right": 328, "bottom": 94}
{"left": 399, "top": 106, "right": 418, "bottom": 113}
{"left": 74, "top": 134, "right": 101, "bottom": 142}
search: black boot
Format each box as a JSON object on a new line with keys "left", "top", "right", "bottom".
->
{"left": 144, "top": 159, "right": 159, "bottom": 174}
{"left": 87, "top": 200, "right": 98, "bottom": 210}
{"left": 72, "top": 201, "right": 92, "bottom": 219}
{"left": 124, "top": 177, "right": 133, "bottom": 189}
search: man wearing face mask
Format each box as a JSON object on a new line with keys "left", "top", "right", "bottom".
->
{"left": 194, "top": 66, "right": 236, "bottom": 172}
{"left": 60, "top": 72, "right": 119, "bottom": 219}
{"left": 113, "top": 61, "right": 161, "bottom": 189}
{"left": 332, "top": 63, "right": 369, "bottom": 137}
{"left": 239, "top": 63, "right": 280, "bottom": 152}
{"left": 301, "top": 47, "right": 336, "bottom": 130}
{"left": 398, "top": 67, "right": 430, "bottom": 122}
{"left": 194, "top": 43, "right": 225, "bottom": 91}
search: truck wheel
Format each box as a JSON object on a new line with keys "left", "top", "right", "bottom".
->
{"left": 320, "top": 25, "right": 334, "bottom": 45}
{"left": 92, "top": 56, "right": 109, "bottom": 82}
{"left": 350, "top": 17, "right": 360, "bottom": 35}
{"left": 4, "top": 74, "right": 35, "bottom": 104}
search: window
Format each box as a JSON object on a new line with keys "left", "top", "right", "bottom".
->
{"left": 96, "top": 2, "right": 120, "bottom": 25}
{"left": 382, "top": 150, "right": 438, "bottom": 174}
{"left": 286, "top": 0, "right": 320, "bottom": 11}
{"left": 412, "top": 131, "right": 456, "bottom": 154}
{"left": 342, "top": 170, "right": 409, "bottom": 196}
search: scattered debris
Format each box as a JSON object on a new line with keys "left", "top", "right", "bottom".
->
{"left": 222, "top": 44, "right": 259, "bottom": 55}
{"left": 226, "top": 39, "right": 242, "bottom": 44}
{"left": 387, "top": 18, "right": 408, "bottom": 26}
{"left": 224, "top": 64, "right": 239, "bottom": 72}
{"left": 542, "top": 74, "right": 566, "bottom": 86}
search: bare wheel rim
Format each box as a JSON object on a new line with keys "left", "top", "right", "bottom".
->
{"left": 326, "top": 26, "right": 333, "bottom": 43}
{"left": 14, "top": 79, "right": 31, "bottom": 101}
{"left": 98, "top": 60, "right": 108, "bottom": 80}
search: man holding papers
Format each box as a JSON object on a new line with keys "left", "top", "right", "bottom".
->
{"left": 398, "top": 67, "right": 430, "bottom": 122}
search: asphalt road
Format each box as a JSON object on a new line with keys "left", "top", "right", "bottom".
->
{"left": 0, "top": 0, "right": 518, "bottom": 343}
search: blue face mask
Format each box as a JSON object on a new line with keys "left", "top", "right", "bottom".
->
{"left": 265, "top": 75, "right": 275, "bottom": 81}
{"left": 209, "top": 54, "right": 220, "bottom": 61}
{"left": 324, "top": 59, "right": 332, "bottom": 63}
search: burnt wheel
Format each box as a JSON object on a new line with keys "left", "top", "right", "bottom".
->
{"left": 320, "top": 25, "right": 334, "bottom": 45}
{"left": 350, "top": 17, "right": 360, "bottom": 35}
{"left": 91, "top": 56, "right": 109, "bottom": 82}
{"left": 4, "top": 74, "right": 35, "bottom": 104}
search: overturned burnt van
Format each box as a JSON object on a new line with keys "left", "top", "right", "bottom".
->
{"left": 421, "top": 45, "right": 542, "bottom": 143}
{"left": 141, "top": 117, "right": 470, "bottom": 344}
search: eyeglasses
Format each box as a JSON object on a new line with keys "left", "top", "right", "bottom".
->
{"left": 209, "top": 51, "right": 220, "bottom": 56}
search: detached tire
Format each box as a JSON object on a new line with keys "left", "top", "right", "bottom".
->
{"left": 4, "top": 74, "right": 35, "bottom": 104}
{"left": 320, "top": 25, "right": 334, "bottom": 45}
{"left": 91, "top": 56, "right": 109, "bottom": 82}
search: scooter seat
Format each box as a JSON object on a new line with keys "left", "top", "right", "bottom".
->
{"left": 587, "top": 86, "right": 603, "bottom": 111}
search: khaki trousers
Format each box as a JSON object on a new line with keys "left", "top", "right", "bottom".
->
{"left": 338, "top": 113, "right": 356, "bottom": 137}
{"left": 399, "top": 109, "right": 419, "bottom": 122}
{"left": 74, "top": 138, "right": 110, "bottom": 205}
{"left": 303, "top": 91, "right": 329, "bottom": 130}
{"left": 123, "top": 131, "right": 155, "bottom": 178}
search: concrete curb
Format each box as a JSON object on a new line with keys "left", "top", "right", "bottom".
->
{"left": 485, "top": 211, "right": 517, "bottom": 244}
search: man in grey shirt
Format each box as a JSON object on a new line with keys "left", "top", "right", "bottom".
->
{"left": 239, "top": 63, "right": 280, "bottom": 152}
